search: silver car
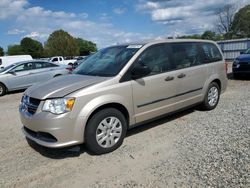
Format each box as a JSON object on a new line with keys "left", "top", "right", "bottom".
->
{"left": 0, "top": 60, "right": 70, "bottom": 96}
{"left": 19, "top": 40, "right": 228, "bottom": 154}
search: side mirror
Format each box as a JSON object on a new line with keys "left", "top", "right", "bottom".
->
{"left": 131, "top": 64, "right": 151, "bottom": 79}
{"left": 240, "top": 51, "right": 245, "bottom": 54}
{"left": 8, "top": 70, "right": 16, "bottom": 75}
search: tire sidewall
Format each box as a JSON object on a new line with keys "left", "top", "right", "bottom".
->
{"left": 0, "top": 83, "right": 6, "bottom": 96}
{"left": 85, "top": 108, "right": 127, "bottom": 155}
{"left": 204, "top": 82, "right": 220, "bottom": 110}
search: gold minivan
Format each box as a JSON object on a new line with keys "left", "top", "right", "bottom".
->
{"left": 19, "top": 39, "right": 228, "bottom": 154}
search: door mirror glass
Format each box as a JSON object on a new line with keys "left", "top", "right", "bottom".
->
{"left": 8, "top": 70, "right": 16, "bottom": 75}
{"left": 131, "top": 63, "right": 151, "bottom": 79}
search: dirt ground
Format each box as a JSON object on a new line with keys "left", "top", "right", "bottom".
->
{"left": 0, "top": 65, "right": 249, "bottom": 187}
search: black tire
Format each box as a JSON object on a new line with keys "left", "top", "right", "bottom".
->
{"left": 233, "top": 73, "right": 240, "bottom": 79}
{"left": 85, "top": 108, "right": 127, "bottom": 155}
{"left": 0, "top": 83, "right": 6, "bottom": 96}
{"left": 201, "top": 82, "right": 220, "bottom": 111}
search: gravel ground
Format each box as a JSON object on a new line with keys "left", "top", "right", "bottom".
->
{"left": 0, "top": 70, "right": 249, "bottom": 187}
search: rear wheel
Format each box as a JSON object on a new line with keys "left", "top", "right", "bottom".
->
{"left": 201, "top": 82, "right": 220, "bottom": 110}
{"left": 85, "top": 108, "right": 127, "bottom": 155}
{"left": 0, "top": 83, "right": 6, "bottom": 96}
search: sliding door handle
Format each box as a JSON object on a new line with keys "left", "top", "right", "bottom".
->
{"left": 165, "top": 76, "right": 174, "bottom": 81}
{"left": 177, "top": 73, "right": 186, "bottom": 78}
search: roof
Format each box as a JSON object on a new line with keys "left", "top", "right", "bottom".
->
{"left": 112, "top": 39, "right": 217, "bottom": 47}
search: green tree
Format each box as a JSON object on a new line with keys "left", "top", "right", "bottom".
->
{"left": 0, "top": 46, "right": 4, "bottom": 56}
{"left": 7, "top": 45, "right": 24, "bottom": 55}
{"left": 201, "top": 30, "right": 224, "bottom": 41}
{"left": 75, "top": 38, "right": 97, "bottom": 56}
{"left": 44, "top": 29, "right": 79, "bottom": 56}
{"left": 201, "top": 31, "right": 217, "bottom": 40}
{"left": 230, "top": 5, "right": 250, "bottom": 38}
{"left": 20, "top": 37, "right": 43, "bottom": 58}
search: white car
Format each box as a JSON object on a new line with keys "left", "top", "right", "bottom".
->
{"left": 49, "top": 56, "right": 76, "bottom": 66}
{"left": 0, "top": 60, "right": 71, "bottom": 96}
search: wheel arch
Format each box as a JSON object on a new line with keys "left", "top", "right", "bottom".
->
{"left": 86, "top": 103, "right": 130, "bottom": 130}
{"left": 53, "top": 74, "right": 62, "bottom": 77}
{"left": 0, "top": 81, "right": 8, "bottom": 92}
{"left": 211, "top": 79, "right": 221, "bottom": 90}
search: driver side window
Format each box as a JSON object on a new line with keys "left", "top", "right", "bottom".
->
{"left": 14, "top": 63, "right": 33, "bottom": 72}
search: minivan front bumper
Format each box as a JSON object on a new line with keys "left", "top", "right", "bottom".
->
{"left": 19, "top": 104, "right": 85, "bottom": 148}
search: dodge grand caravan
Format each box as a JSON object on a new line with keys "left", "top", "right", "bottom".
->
{"left": 19, "top": 40, "right": 228, "bottom": 154}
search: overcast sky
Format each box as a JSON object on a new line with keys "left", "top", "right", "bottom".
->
{"left": 0, "top": 0, "right": 249, "bottom": 50}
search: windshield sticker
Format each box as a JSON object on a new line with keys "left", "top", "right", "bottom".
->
{"left": 127, "top": 45, "right": 142, "bottom": 49}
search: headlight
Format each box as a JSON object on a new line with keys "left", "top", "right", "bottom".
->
{"left": 42, "top": 98, "right": 75, "bottom": 114}
{"left": 233, "top": 59, "right": 239, "bottom": 65}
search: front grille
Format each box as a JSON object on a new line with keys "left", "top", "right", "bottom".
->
{"left": 21, "top": 95, "right": 41, "bottom": 115}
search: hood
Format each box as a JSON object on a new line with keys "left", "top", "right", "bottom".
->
{"left": 236, "top": 54, "right": 250, "bottom": 62}
{"left": 25, "top": 74, "right": 110, "bottom": 100}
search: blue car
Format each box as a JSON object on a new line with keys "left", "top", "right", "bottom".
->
{"left": 232, "top": 48, "right": 250, "bottom": 77}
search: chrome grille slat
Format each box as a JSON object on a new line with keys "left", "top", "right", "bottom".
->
{"left": 21, "top": 95, "right": 41, "bottom": 115}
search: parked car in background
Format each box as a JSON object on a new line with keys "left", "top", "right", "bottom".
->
{"left": 0, "top": 55, "right": 33, "bottom": 69}
{"left": 49, "top": 56, "right": 76, "bottom": 66}
{"left": 0, "top": 60, "right": 70, "bottom": 96}
{"left": 19, "top": 39, "right": 227, "bottom": 154}
{"left": 232, "top": 48, "right": 250, "bottom": 78}
{"left": 73, "top": 55, "right": 91, "bottom": 69}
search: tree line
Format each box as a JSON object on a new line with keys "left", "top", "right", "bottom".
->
{"left": 1, "top": 30, "right": 97, "bottom": 58}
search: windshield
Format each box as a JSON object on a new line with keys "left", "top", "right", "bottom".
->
{"left": 73, "top": 45, "right": 141, "bottom": 77}
{"left": 245, "top": 48, "right": 250, "bottom": 54}
{"left": 0, "top": 64, "right": 16, "bottom": 73}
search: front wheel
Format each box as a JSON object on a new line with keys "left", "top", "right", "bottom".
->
{"left": 0, "top": 83, "right": 6, "bottom": 96}
{"left": 201, "top": 82, "right": 220, "bottom": 110}
{"left": 85, "top": 108, "right": 127, "bottom": 155}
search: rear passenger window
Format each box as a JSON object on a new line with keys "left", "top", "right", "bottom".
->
{"left": 34, "top": 62, "right": 58, "bottom": 69}
{"left": 134, "top": 44, "right": 174, "bottom": 76}
{"left": 171, "top": 43, "right": 202, "bottom": 69}
{"left": 201, "top": 43, "right": 222, "bottom": 63}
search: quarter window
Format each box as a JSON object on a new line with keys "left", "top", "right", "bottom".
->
{"left": 201, "top": 43, "right": 222, "bottom": 63}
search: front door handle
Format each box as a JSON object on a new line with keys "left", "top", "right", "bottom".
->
{"left": 177, "top": 73, "right": 186, "bottom": 78}
{"left": 165, "top": 76, "right": 174, "bottom": 81}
